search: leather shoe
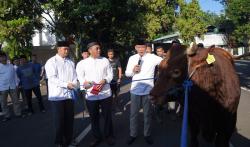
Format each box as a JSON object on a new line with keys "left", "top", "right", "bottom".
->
{"left": 144, "top": 136, "right": 154, "bottom": 145}
{"left": 2, "top": 117, "right": 11, "bottom": 122}
{"left": 89, "top": 138, "right": 101, "bottom": 147}
{"left": 127, "top": 136, "right": 136, "bottom": 145}
{"left": 105, "top": 137, "right": 115, "bottom": 146}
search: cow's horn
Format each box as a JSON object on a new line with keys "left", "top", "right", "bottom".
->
{"left": 187, "top": 42, "right": 198, "bottom": 56}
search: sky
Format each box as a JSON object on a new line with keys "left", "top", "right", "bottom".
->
{"left": 187, "top": 0, "right": 225, "bottom": 14}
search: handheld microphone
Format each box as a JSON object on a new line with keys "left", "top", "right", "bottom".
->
{"left": 138, "top": 57, "right": 142, "bottom": 65}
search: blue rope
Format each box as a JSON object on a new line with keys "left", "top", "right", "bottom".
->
{"left": 180, "top": 80, "right": 193, "bottom": 147}
{"left": 66, "top": 77, "right": 156, "bottom": 99}
{"left": 86, "top": 77, "right": 155, "bottom": 86}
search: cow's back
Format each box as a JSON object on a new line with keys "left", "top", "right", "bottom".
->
{"left": 188, "top": 47, "right": 240, "bottom": 142}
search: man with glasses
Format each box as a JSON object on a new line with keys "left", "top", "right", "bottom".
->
{"left": 76, "top": 41, "right": 114, "bottom": 147}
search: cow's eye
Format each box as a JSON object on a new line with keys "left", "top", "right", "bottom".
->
{"left": 171, "top": 69, "right": 181, "bottom": 78}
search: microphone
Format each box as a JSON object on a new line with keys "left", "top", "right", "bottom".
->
{"left": 138, "top": 56, "right": 142, "bottom": 65}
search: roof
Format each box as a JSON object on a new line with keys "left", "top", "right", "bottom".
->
{"left": 153, "top": 32, "right": 180, "bottom": 42}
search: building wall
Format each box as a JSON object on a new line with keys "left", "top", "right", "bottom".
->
{"left": 32, "top": 46, "right": 57, "bottom": 65}
{"left": 32, "top": 11, "right": 56, "bottom": 47}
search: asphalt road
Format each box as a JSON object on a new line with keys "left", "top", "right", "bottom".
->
{"left": 0, "top": 60, "right": 250, "bottom": 147}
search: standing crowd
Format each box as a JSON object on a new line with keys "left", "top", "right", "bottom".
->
{"left": 0, "top": 53, "right": 46, "bottom": 122}
{"left": 0, "top": 39, "right": 179, "bottom": 147}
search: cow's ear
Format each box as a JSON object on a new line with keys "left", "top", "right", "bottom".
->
{"left": 187, "top": 42, "right": 198, "bottom": 56}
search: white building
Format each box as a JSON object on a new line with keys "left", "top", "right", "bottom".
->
{"left": 153, "top": 27, "right": 246, "bottom": 55}
{"left": 32, "top": 11, "right": 56, "bottom": 47}
{"left": 31, "top": 11, "right": 57, "bottom": 64}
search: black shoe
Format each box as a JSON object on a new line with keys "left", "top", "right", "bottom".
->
{"left": 105, "top": 137, "right": 115, "bottom": 146}
{"left": 144, "top": 136, "right": 154, "bottom": 145}
{"left": 127, "top": 136, "right": 136, "bottom": 145}
{"left": 16, "top": 114, "right": 26, "bottom": 118}
{"left": 2, "top": 117, "right": 11, "bottom": 122}
{"left": 27, "top": 112, "right": 33, "bottom": 116}
{"left": 41, "top": 109, "right": 46, "bottom": 113}
{"left": 89, "top": 138, "right": 101, "bottom": 147}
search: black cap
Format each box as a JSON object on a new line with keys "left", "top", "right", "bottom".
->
{"left": 134, "top": 38, "right": 146, "bottom": 46}
{"left": 57, "top": 41, "right": 69, "bottom": 47}
{"left": 86, "top": 41, "right": 101, "bottom": 49}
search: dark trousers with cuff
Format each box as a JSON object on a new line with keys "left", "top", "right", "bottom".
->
{"left": 86, "top": 97, "right": 113, "bottom": 140}
{"left": 51, "top": 99, "right": 74, "bottom": 146}
{"left": 24, "top": 86, "right": 45, "bottom": 112}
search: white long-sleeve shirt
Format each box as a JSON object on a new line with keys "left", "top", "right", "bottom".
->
{"left": 0, "top": 63, "right": 17, "bottom": 91}
{"left": 76, "top": 56, "right": 113, "bottom": 101}
{"left": 45, "top": 54, "right": 77, "bottom": 101}
{"left": 125, "top": 53, "right": 162, "bottom": 95}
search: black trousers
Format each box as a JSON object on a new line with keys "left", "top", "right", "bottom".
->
{"left": 110, "top": 80, "right": 119, "bottom": 97}
{"left": 23, "top": 86, "right": 45, "bottom": 112}
{"left": 51, "top": 99, "right": 74, "bottom": 145}
{"left": 86, "top": 97, "right": 113, "bottom": 139}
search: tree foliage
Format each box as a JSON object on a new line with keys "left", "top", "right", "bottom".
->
{"left": 226, "top": 0, "right": 250, "bottom": 46}
{"left": 39, "top": 0, "right": 176, "bottom": 44}
{"left": 175, "top": 0, "right": 207, "bottom": 43}
{"left": 0, "top": 0, "right": 43, "bottom": 58}
{"left": 34, "top": 0, "right": 177, "bottom": 60}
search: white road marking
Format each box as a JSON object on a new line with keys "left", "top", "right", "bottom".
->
{"left": 230, "top": 142, "right": 234, "bottom": 147}
{"left": 69, "top": 124, "right": 91, "bottom": 147}
{"left": 241, "top": 86, "right": 250, "bottom": 92}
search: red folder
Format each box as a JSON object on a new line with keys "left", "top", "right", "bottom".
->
{"left": 90, "top": 83, "right": 104, "bottom": 95}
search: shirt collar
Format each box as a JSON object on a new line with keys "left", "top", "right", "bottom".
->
{"left": 137, "top": 53, "right": 148, "bottom": 58}
{"left": 56, "top": 54, "right": 67, "bottom": 61}
{"left": 89, "top": 56, "right": 102, "bottom": 60}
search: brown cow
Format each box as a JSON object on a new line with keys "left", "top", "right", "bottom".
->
{"left": 150, "top": 43, "right": 241, "bottom": 147}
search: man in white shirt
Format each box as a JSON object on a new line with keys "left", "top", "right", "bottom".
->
{"left": 76, "top": 41, "right": 114, "bottom": 147}
{"left": 79, "top": 49, "right": 90, "bottom": 117}
{"left": 0, "top": 52, "right": 22, "bottom": 122}
{"left": 45, "top": 41, "right": 77, "bottom": 147}
{"left": 125, "top": 40, "right": 162, "bottom": 145}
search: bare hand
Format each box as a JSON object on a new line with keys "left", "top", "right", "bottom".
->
{"left": 84, "top": 81, "right": 92, "bottom": 89}
{"left": 67, "top": 83, "right": 75, "bottom": 90}
{"left": 133, "top": 65, "right": 141, "bottom": 73}
{"left": 99, "top": 79, "right": 106, "bottom": 85}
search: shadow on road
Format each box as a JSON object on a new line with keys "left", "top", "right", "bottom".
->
{"left": 235, "top": 60, "right": 250, "bottom": 89}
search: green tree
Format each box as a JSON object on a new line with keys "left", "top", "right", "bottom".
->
{"left": 0, "top": 0, "right": 43, "bottom": 58}
{"left": 226, "top": 0, "right": 250, "bottom": 47}
{"left": 39, "top": 0, "right": 177, "bottom": 59}
{"left": 175, "top": 0, "right": 207, "bottom": 43}
{"left": 134, "top": 0, "right": 176, "bottom": 40}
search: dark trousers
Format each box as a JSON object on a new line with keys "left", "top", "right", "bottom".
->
{"left": 86, "top": 97, "right": 113, "bottom": 139}
{"left": 24, "top": 86, "right": 45, "bottom": 112}
{"left": 110, "top": 80, "right": 120, "bottom": 98}
{"left": 51, "top": 99, "right": 74, "bottom": 145}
